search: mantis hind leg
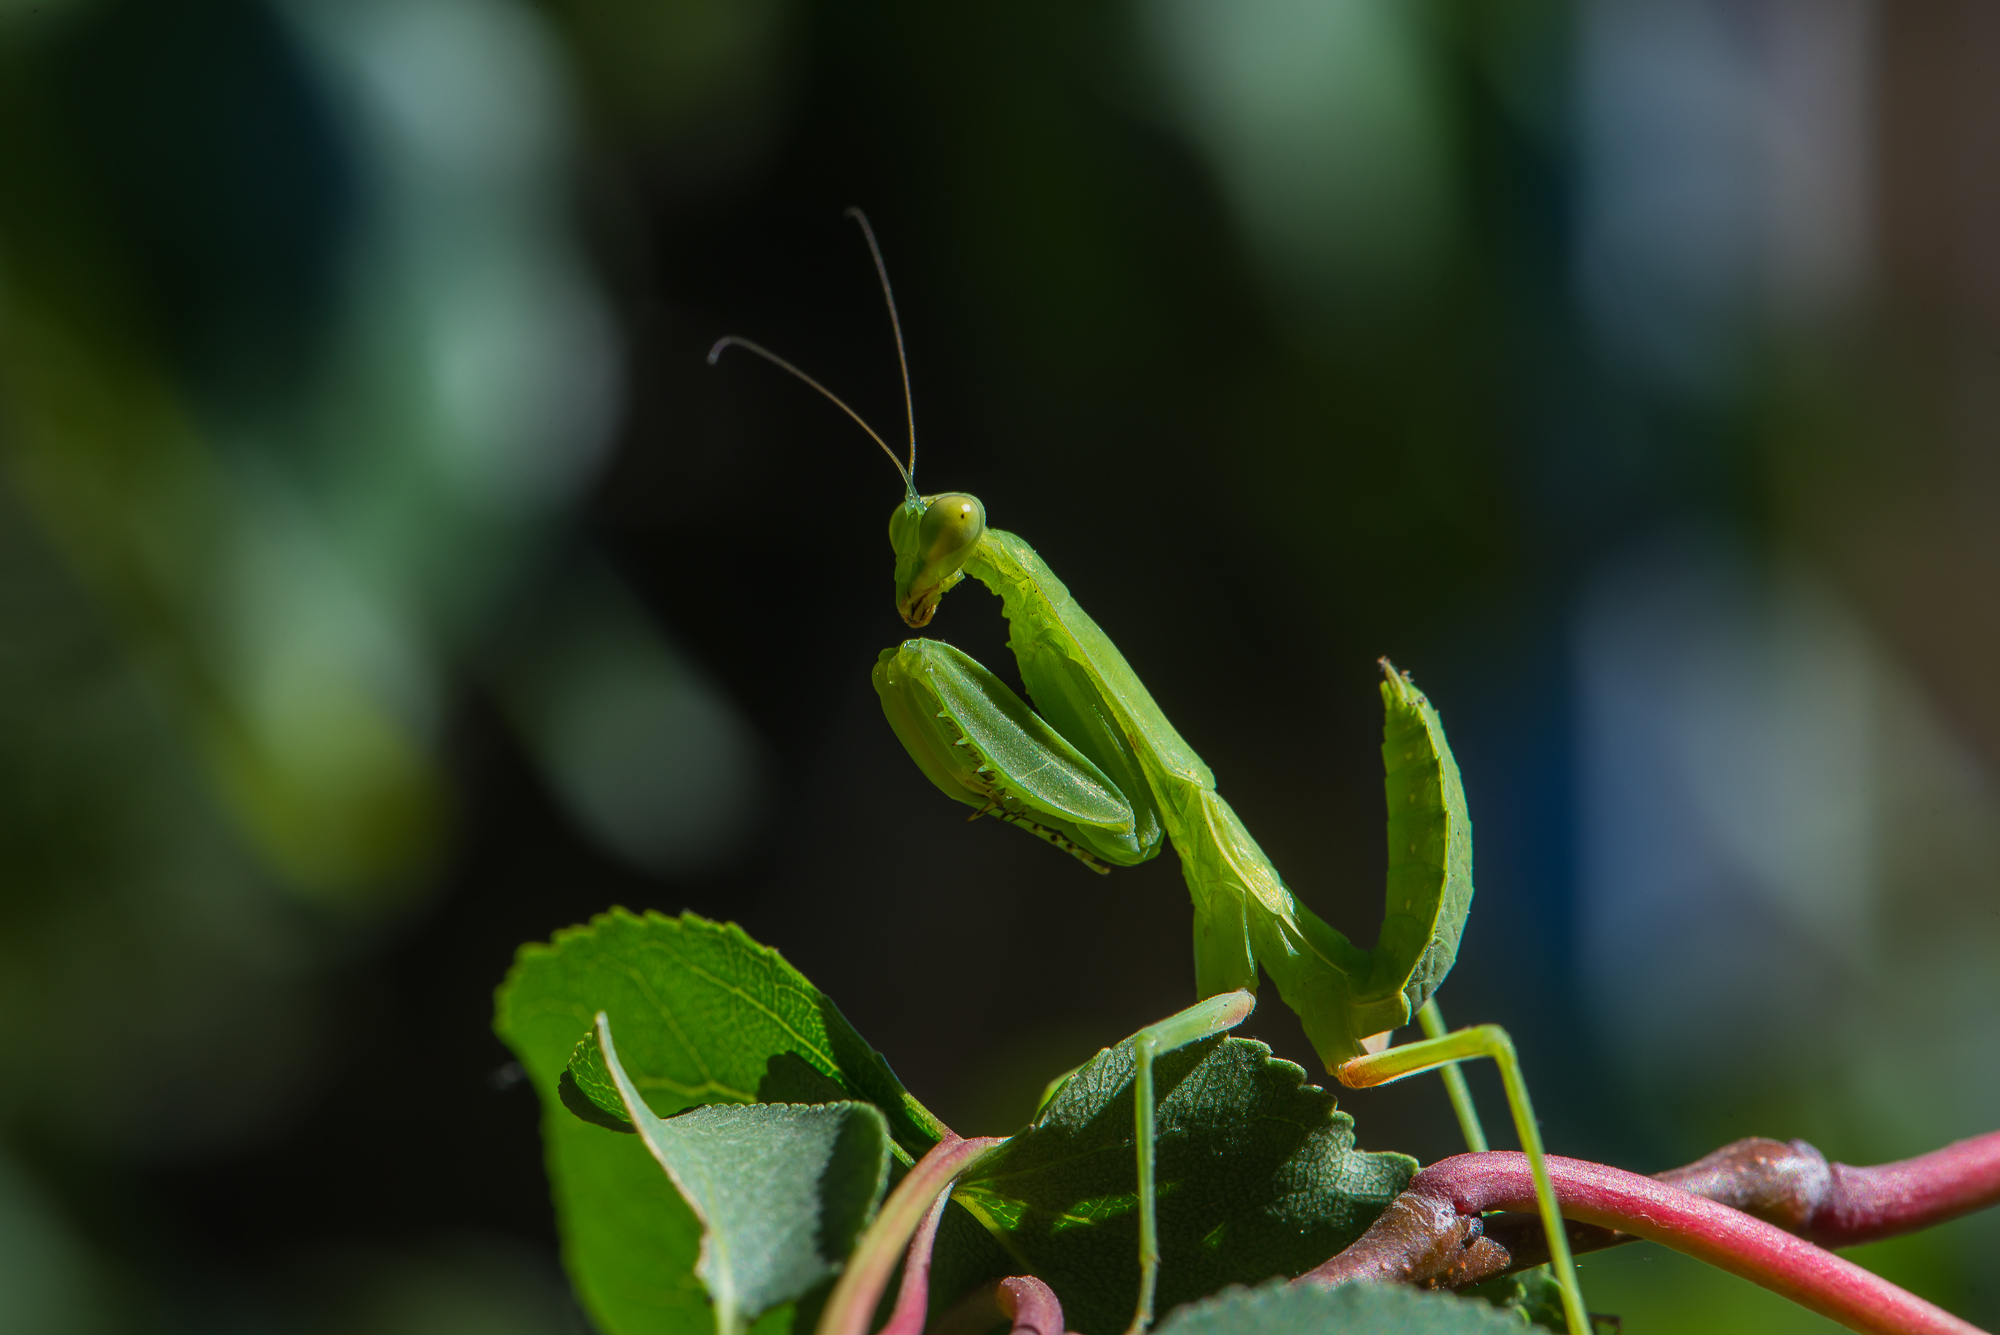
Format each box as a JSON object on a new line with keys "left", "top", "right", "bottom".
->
{"left": 1338, "top": 1022, "right": 1588, "bottom": 1335}
{"left": 1128, "top": 990, "right": 1257, "bottom": 1335}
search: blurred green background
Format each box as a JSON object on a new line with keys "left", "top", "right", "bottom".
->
{"left": 0, "top": 0, "right": 1995, "bottom": 1330}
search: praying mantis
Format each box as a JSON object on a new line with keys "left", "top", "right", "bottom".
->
{"left": 709, "top": 211, "right": 1592, "bottom": 1335}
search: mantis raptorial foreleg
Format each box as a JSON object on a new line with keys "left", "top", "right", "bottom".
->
{"left": 708, "top": 209, "right": 1590, "bottom": 1335}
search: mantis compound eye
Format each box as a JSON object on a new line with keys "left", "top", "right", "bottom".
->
{"left": 892, "top": 492, "right": 987, "bottom": 628}
{"left": 919, "top": 493, "right": 985, "bottom": 564}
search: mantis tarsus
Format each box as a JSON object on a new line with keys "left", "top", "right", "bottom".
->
{"left": 709, "top": 210, "right": 1591, "bottom": 1335}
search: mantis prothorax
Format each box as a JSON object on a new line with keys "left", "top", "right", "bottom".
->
{"left": 709, "top": 209, "right": 1590, "bottom": 1335}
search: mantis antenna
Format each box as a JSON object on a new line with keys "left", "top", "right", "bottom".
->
{"left": 842, "top": 206, "right": 917, "bottom": 477}
{"left": 706, "top": 334, "right": 916, "bottom": 498}
{"left": 707, "top": 208, "right": 923, "bottom": 499}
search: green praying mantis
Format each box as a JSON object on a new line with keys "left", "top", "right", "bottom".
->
{"left": 709, "top": 211, "right": 1592, "bottom": 1335}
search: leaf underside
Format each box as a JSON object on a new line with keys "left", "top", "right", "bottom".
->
{"left": 956, "top": 1034, "right": 1416, "bottom": 1335}
{"left": 493, "top": 909, "right": 946, "bottom": 1335}
{"left": 582, "top": 1016, "right": 892, "bottom": 1335}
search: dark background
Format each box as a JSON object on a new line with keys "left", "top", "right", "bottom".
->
{"left": 0, "top": 0, "right": 1995, "bottom": 1330}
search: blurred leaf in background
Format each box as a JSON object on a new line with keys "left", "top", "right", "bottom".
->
{"left": 0, "top": 0, "right": 766, "bottom": 1326}
{"left": 0, "top": 1151, "right": 116, "bottom": 1333}
{"left": 1140, "top": 0, "right": 1455, "bottom": 329}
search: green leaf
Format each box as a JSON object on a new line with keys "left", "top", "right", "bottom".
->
{"left": 1154, "top": 1281, "right": 1537, "bottom": 1335}
{"left": 493, "top": 909, "right": 949, "bottom": 1335}
{"left": 955, "top": 1035, "right": 1416, "bottom": 1335}
{"left": 584, "top": 1013, "right": 892, "bottom": 1335}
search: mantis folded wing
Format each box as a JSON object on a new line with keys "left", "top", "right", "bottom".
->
{"left": 710, "top": 210, "right": 1591, "bottom": 1335}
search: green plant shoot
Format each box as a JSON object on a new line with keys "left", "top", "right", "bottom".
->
{"left": 709, "top": 210, "right": 1590, "bottom": 1335}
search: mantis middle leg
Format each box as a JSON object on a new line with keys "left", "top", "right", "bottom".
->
{"left": 1126, "top": 989, "right": 1259, "bottom": 1335}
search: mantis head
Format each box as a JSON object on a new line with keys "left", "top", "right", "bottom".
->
{"left": 890, "top": 491, "right": 986, "bottom": 627}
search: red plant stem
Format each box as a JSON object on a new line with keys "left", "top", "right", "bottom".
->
{"left": 1788, "top": 1131, "right": 2000, "bottom": 1247}
{"left": 934, "top": 1277, "right": 1075, "bottom": 1335}
{"left": 1303, "top": 1153, "right": 1982, "bottom": 1335}
{"left": 1473, "top": 1131, "right": 2000, "bottom": 1278}
{"left": 817, "top": 1134, "right": 1005, "bottom": 1335}
{"left": 993, "top": 1277, "right": 1071, "bottom": 1335}
{"left": 880, "top": 1184, "right": 959, "bottom": 1335}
